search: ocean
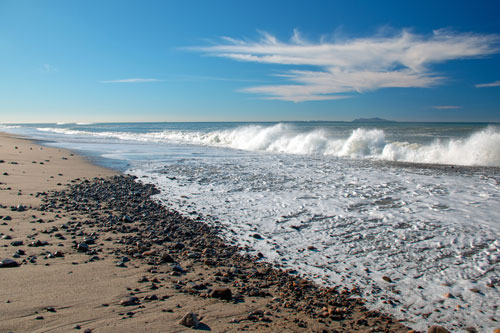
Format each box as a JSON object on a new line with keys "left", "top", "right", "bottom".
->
{"left": 2, "top": 121, "right": 499, "bottom": 331}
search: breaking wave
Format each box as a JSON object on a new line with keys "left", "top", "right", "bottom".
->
{"left": 36, "top": 123, "right": 500, "bottom": 167}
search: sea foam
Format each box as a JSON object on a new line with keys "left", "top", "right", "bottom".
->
{"left": 36, "top": 123, "right": 500, "bottom": 167}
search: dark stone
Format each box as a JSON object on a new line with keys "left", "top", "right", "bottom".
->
{"left": 173, "top": 242, "right": 185, "bottom": 250}
{"left": 11, "top": 240, "right": 23, "bottom": 246}
{"left": 120, "top": 296, "right": 140, "bottom": 306}
{"left": 76, "top": 243, "right": 89, "bottom": 252}
{"left": 172, "top": 264, "right": 184, "bottom": 273}
{"left": 0, "top": 258, "right": 20, "bottom": 268}
{"left": 161, "top": 253, "right": 174, "bottom": 263}
{"left": 210, "top": 287, "right": 232, "bottom": 300}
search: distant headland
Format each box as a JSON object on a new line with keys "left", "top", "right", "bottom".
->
{"left": 352, "top": 117, "right": 397, "bottom": 123}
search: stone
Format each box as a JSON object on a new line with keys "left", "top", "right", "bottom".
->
{"left": 0, "top": 258, "right": 20, "bottom": 268}
{"left": 142, "top": 250, "right": 156, "bottom": 256}
{"left": 122, "top": 215, "right": 133, "bottom": 223}
{"left": 76, "top": 243, "right": 89, "bottom": 252}
{"left": 179, "top": 311, "right": 199, "bottom": 328}
{"left": 161, "top": 253, "right": 174, "bottom": 263}
{"left": 210, "top": 287, "right": 232, "bottom": 300}
{"left": 173, "top": 242, "right": 185, "bottom": 250}
{"left": 120, "top": 296, "right": 140, "bottom": 306}
{"left": 382, "top": 276, "right": 393, "bottom": 283}
{"left": 252, "top": 233, "right": 263, "bottom": 239}
{"left": 428, "top": 325, "right": 450, "bottom": 333}
{"left": 10, "top": 240, "right": 23, "bottom": 246}
{"left": 172, "top": 264, "right": 184, "bottom": 273}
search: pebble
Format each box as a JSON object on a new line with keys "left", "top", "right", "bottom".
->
{"left": 210, "top": 287, "right": 232, "bottom": 300}
{"left": 0, "top": 258, "right": 20, "bottom": 268}
{"left": 161, "top": 253, "right": 174, "bottom": 263}
{"left": 120, "top": 296, "right": 140, "bottom": 306}
{"left": 76, "top": 243, "right": 89, "bottom": 252}
{"left": 382, "top": 276, "right": 393, "bottom": 283}
{"left": 428, "top": 325, "right": 450, "bottom": 333}
{"left": 179, "top": 311, "right": 199, "bottom": 328}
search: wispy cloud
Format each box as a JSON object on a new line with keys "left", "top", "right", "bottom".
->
{"left": 41, "top": 63, "right": 57, "bottom": 73}
{"left": 475, "top": 80, "right": 500, "bottom": 88}
{"left": 432, "top": 105, "right": 462, "bottom": 110}
{"left": 101, "top": 78, "right": 162, "bottom": 83}
{"left": 197, "top": 29, "right": 500, "bottom": 102}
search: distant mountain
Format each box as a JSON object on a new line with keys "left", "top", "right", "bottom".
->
{"left": 352, "top": 117, "right": 396, "bottom": 123}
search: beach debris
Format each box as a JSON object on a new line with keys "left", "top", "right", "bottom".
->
{"left": 382, "top": 276, "right": 393, "bottom": 283}
{"left": 0, "top": 258, "right": 20, "bottom": 268}
{"left": 179, "top": 311, "right": 199, "bottom": 328}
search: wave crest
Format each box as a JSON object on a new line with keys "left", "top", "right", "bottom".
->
{"left": 36, "top": 124, "right": 500, "bottom": 167}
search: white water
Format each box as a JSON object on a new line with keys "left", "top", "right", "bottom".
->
{"left": 130, "top": 152, "right": 500, "bottom": 332}
{"left": 35, "top": 123, "right": 500, "bottom": 167}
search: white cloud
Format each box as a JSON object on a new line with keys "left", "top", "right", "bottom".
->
{"left": 198, "top": 29, "right": 500, "bottom": 102}
{"left": 41, "top": 64, "right": 57, "bottom": 73}
{"left": 101, "top": 78, "right": 162, "bottom": 83}
{"left": 432, "top": 105, "right": 462, "bottom": 110}
{"left": 475, "top": 80, "right": 500, "bottom": 88}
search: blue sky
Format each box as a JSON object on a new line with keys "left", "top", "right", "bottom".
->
{"left": 1, "top": 0, "right": 499, "bottom": 123}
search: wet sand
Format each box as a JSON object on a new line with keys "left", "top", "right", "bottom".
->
{"left": 0, "top": 132, "right": 417, "bottom": 332}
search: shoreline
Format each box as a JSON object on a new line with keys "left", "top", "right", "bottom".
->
{"left": 0, "top": 131, "right": 437, "bottom": 332}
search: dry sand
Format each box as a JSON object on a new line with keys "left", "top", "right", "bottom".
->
{"left": 0, "top": 132, "right": 415, "bottom": 332}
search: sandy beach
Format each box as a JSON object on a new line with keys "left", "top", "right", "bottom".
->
{"left": 0, "top": 132, "right": 427, "bottom": 332}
